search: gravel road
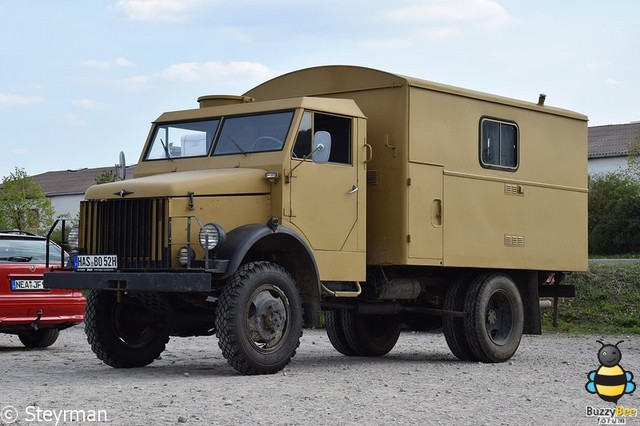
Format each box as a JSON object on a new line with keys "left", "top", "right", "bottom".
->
{"left": 1, "top": 326, "right": 639, "bottom": 426}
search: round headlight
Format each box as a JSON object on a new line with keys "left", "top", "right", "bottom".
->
{"left": 68, "top": 226, "right": 79, "bottom": 252}
{"left": 199, "top": 223, "right": 225, "bottom": 251}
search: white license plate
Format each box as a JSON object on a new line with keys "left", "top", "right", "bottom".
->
{"left": 74, "top": 255, "right": 118, "bottom": 271}
{"left": 11, "top": 279, "right": 45, "bottom": 290}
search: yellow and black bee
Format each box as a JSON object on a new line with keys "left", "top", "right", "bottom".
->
{"left": 586, "top": 340, "right": 636, "bottom": 403}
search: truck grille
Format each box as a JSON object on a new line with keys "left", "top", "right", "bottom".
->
{"left": 80, "top": 198, "right": 169, "bottom": 269}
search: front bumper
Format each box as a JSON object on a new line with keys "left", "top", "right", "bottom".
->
{"left": 44, "top": 271, "right": 214, "bottom": 292}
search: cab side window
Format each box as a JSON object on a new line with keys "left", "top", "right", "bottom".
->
{"left": 293, "top": 111, "right": 351, "bottom": 164}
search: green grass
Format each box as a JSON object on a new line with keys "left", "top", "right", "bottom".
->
{"left": 541, "top": 263, "right": 640, "bottom": 334}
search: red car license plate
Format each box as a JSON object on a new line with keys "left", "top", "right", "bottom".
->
{"left": 11, "top": 279, "right": 45, "bottom": 290}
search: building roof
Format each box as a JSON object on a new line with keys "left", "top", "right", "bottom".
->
{"left": 588, "top": 121, "right": 640, "bottom": 159}
{"left": 30, "top": 165, "right": 136, "bottom": 197}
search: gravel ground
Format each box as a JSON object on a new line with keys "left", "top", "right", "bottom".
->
{"left": 1, "top": 326, "right": 639, "bottom": 426}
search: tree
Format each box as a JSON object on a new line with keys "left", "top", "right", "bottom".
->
{"left": 0, "top": 167, "right": 55, "bottom": 235}
{"left": 626, "top": 131, "right": 640, "bottom": 178}
{"left": 589, "top": 171, "right": 640, "bottom": 255}
{"left": 94, "top": 169, "right": 117, "bottom": 185}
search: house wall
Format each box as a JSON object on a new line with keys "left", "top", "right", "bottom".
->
{"left": 588, "top": 156, "right": 628, "bottom": 175}
{"left": 49, "top": 194, "right": 83, "bottom": 219}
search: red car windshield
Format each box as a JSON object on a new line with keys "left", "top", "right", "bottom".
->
{"left": 0, "top": 238, "right": 63, "bottom": 263}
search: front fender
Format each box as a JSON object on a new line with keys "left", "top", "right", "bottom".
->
{"left": 215, "top": 223, "right": 322, "bottom": 327}
{"left": 217, "top": 223, "right": 319, "bottom": 283}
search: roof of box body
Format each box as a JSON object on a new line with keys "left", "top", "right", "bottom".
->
{"left": 244, "top": 65, "right": 588, "bottom": 121}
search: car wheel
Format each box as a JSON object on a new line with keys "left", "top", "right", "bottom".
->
{"left": 18, "top": 329, "right": 60, "bottom": 348}
{"left": 215, "top": 261, "right": 303, "bottom": 375}
{"left": 85, "top": 290, "right": 169, "bottom": 368}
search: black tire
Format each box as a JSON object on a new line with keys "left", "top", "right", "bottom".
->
{"left": 340, "top": 310, "right": 401, "bottom": 357}
{"left": 215, "top": 262, "right": 303, "bottom": 375}
{"left": 85, "top": 290, "right": 169, "bottom": 368}
{"left": 463, "top": 273, "right": 524, "bottom": 363}
{"left": 18, "top": 329, "right": 59, "bottom": 348}
{"left": 442, "top": 276, "right": 476, "bottom": 361}
{"left": 325, "top": 310, "right": 356, "bottom": 356}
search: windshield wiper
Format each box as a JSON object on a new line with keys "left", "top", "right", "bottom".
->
{"left": 227, "top": 136, "right": 248, "bottom": 156}
{"left": 0, "top": 256, "right": 33, "bottom": 262}
{"left": 160, "top": 138, "right": 173, "bottom": 161}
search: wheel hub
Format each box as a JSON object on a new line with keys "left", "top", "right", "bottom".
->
{"left": 247, "top": 291, "right": 287, "bottom": 348}
{"left": 487, "top": 309, "right": 497, "bottom": 325}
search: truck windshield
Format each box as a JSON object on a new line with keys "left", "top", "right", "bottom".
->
{"left": 146, "top": 119, "right": 220, "bottom": 160}
{"left": 144, "top": 110, "right": 294, "bottom": 161}
{"left": 213, "top": 111, "right": 293, "bottom": 156}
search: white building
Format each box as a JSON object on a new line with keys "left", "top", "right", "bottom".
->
{"left": 30, "top": 166, "right": 136, "bottom": 219}
{"left": 588, "top": 122, "right": 640, "bottom": 175}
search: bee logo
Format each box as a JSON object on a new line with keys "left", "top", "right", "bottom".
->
{"left": 585, "top": 340, "right": 636, "bottom": 403}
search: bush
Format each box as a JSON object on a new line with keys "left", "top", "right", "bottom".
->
{"left": 589, "top": 171, "right": 640, "bottom": 255}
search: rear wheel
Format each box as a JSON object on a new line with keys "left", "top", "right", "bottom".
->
{"left": 18, "top": 329, "right": 60, "bottom": 348}
{"left": 85, "top": 290, "right": 169, "bottom": 368}
{"left": 442, "top": 276, "right": 476, "bottom": 361}
{"left": 325, "top": 310, "right": 356, "bottom": 356}
{"left": 340, "top": 310, "right": 401, "bottom": 357}
{"left": 464, "top": 273, "right": 524, "bottom": 363}
{"left": 215, "top": 262, "right": 303, "bottom": 375}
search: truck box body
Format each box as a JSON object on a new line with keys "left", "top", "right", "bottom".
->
{"left": 245, "top": 66, "right": 588, "bottom": 272}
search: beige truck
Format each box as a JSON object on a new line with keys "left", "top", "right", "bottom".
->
{"left": 45, "top": 65, "right": 587, "bottom": 375}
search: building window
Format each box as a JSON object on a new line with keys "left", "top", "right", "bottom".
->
{"left": 480, "top": 118, "right": 518, "bottom": 171}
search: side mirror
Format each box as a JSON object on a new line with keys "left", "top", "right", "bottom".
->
{"left": 117, "top": 151, "right": 126, "bottom": 180}
{"left": 312, "top": 131, "right": 331, "bottom": 164}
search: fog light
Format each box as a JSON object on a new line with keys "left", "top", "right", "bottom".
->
{"left": 199, "top": 223, "right": 225, "bottom": 250}
{"left": 178, "top": 246, "right": 195, "bottom": 266}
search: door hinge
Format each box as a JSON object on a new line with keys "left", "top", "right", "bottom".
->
{"left": 407, "top": 178, "right": 412, "bottom": 186}
{"left": 407, "top": 234, "right": 411, "bottom": 243}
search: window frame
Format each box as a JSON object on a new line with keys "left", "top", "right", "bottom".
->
{"left": 212, "top": 110, "right": 294, "bottom": 157}
{"left": 291, "top": 110, "right": 353, "bottom": 166}
{"left": 478, "top": 116, "right": 519, "bottom": 172}
{"left": 143, "top": 118, "right": 221, "bottom": 161}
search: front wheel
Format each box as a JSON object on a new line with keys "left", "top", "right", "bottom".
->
{"left": 84, "top": 290, "right": 169, "bottom": 368}
{"left": 215, "top": 262, "right": 303, "bottom": 375}
{"left": 18, "top": 329, "right": 59, "bottom": 348}
{"left": 464, "top": 273, "right": 524, "bottom": 363}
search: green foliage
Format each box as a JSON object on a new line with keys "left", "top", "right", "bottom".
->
{"left": 626, "top": 131, "right": 640, "bottom": 177}
{"left": 94, "top": 169, "right": 117, "bottom": 184}
{"left": 588, "top": 171, "right": 640, "bottom": 255}
{"left": 542, "top": 263, "right": 640, "bottom": 334}
{"left": 0, "top": 167, "right": 54, "bottom": 235}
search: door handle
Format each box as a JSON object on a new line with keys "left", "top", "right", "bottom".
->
{"left": 347, "top": 185, "right": 359, "bottom": 194}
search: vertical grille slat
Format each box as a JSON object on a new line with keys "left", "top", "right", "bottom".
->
{"left": 80, "top": 198, "right": 169, "bottom": 269}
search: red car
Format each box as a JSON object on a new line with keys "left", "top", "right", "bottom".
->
{"left": 0, "top": 231, "right": 85, "bottom": 347}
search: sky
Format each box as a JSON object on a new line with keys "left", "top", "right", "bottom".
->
{"left": 1, "top": 0, "right": 639, "bottom": 179}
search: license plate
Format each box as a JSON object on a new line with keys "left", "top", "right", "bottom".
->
{"left": 11, "top": 279, "right": 45, "bottom": 290}
{"left": 74, "top": 255, "right": 118, "bottom": 271}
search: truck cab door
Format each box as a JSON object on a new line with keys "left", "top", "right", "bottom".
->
{"left": 287, "top": 111, "right": 365, "bottom": 280}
